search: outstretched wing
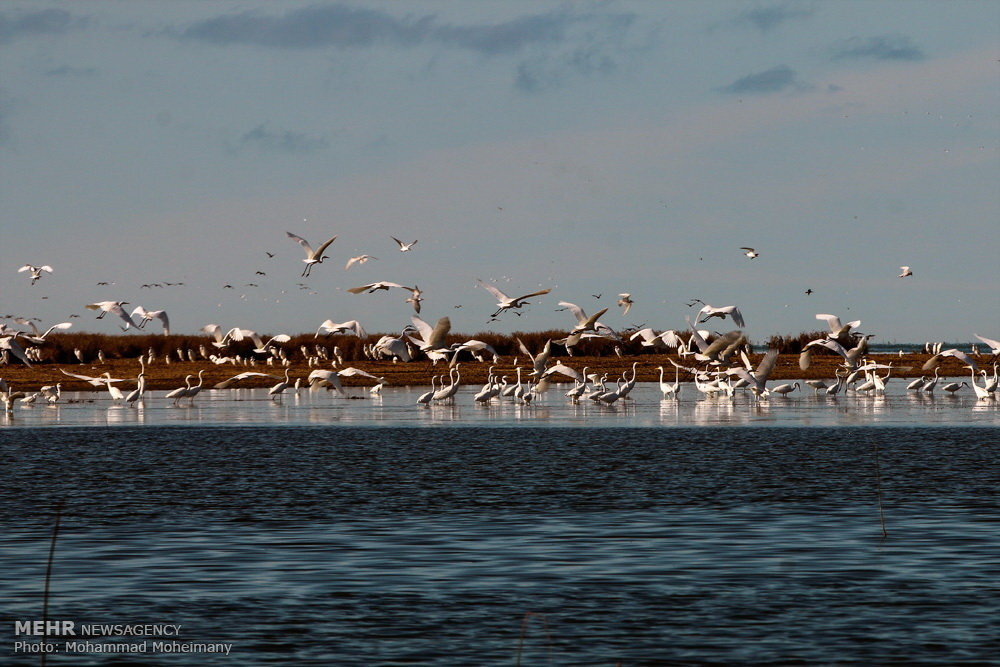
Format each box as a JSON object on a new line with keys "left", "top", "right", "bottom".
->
{"left": 515, "top": 288, "right": 551, "bottom": 301}
{"left": 312, "top": 235, "right": 338, "bottom": 258}
{"left": 477, "top": 280, "right": 509, "bottom": 302}
{"left": 286, "top": 231, "right": 313, "bottom": 256}
{"left": 558, "top": 301, "right": 586, "bottom": 323}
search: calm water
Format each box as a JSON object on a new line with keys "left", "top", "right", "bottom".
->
{"left": 2, "top": 423, "right": 998, "bottom": 665}
{"left": 1, "top": 381, "right": 998, "bottom": 429}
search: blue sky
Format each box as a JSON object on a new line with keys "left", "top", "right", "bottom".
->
{"left": 1, "top": 1, "right": 997, "bottom": 344}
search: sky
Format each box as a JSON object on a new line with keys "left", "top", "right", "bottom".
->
{"left": 1, "top": 1, "right": 998, "bottom": 344}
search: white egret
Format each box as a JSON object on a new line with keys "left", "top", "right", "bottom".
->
{"left": 166, "top": 375, "right": 193, "bottom": 404}
{"left": 85, "top": 301, "right": 138, "bottom": 331}
{"left": 391, "top": 236, "right": 417, "bottom": 252}
{"left": 899, "top": 266, "right": 913, "bottom": 278}
{"left": 617, "top": 293, "right": 634, "bottom": 315}
{"left": 657, "top": 365, "right": 681, "bottom": 398}
{"left": 269, "top": 369, "right": 292, "bottom": 401}
{"left": 973, "top": 334, "right": 1000, "bottom": 356}
{"left": 131, "top": 306, "right": 170, "bottom": 335}
{"left": 345, "top": 254, "right": 377, "bottom": 270}
{"left": 692, "top": 300, "right": 746, "bottom": 328}
{"left": 316, "top": 320, "right": 367, "bottom": 338}
{"left": 406, "top": 315, "right": 451, "bottom": 355}
{"left": 18, "top": 264, "right": 53, "bottom": 285}
{"left": 815, "top": 314, "right": 862, "bottom": 339}
{"left": 287, "top": 231, "right": 338, "bottom": 277}
{"left": 476, "top": 280, "right": 551, "bottom": 318}
{"left": 558, "top": 301, "right": 610, "bottom": 334}
{"left": 741, "top": 247, "right": 759, "bottom": 259}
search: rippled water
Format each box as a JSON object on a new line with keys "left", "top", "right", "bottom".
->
{"left": 2, "top": 425, "right": 998, "bottom": 664}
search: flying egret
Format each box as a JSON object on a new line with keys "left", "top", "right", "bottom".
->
{"left": 85, "top": 301, "right": 138, "bottom": 331}
{"left": 899, "top": 266, "right": 913, "bottom": 278}
{"left": 347, "top": 281, "right": 410, "bottom": 294}
{"left": 476, "top": 280, "right": 551, "bottom": 318}
{"left": 558, "top": 301, "right": 609, "bottom": 334}
{"left": 692, "top": 300, "right": 746, "bottom": 328}
{"left": 973, "top": 334, "right": 1000, "bottom": 356}
{"left": 316, "top": 319, "right": 367, "bottom": 338}
{"left": 406, "top": 315, "right": 451, "bottom": 355}
{"left": 18, "top": 264, "right": 53, "bottom": 285}
{"left": 286, "top": 231, "right": 338, "bottom": 277}
{"left": 741, "top": 247, "right": 759, "bottom": 259}
{"left": 617, "top": 293, "right": 634, "bottom": 315}
{"left": 391, "top": 236, "right": 417, "bottom": 252}
{"left": 345, "top": 254, "right": 377, "bottom": 270}
{"left": 131, "top": 306, "right": 170, "bottom": 335}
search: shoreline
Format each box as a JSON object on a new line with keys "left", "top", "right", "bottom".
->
{"left": 0, "top": 353, "right": 983, "bottom": 393}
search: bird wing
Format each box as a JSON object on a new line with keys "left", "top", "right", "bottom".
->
{"left": 815, "top": 313, "right": 842, "bottom": 333}
{"left": 740, "top": 247, "right": 755, "bottom": 252}
{"left": 312, "top": 235, "right": 338, "bottom": 258}
{"left": 806, "top": 337, "right": 848, "bottom": 358}
{"left": 558, "top": 301, "right": 587, "bottom": 324}
{"left": 514, "top": 288, "right": 551, "bottom": 301}
{"left": 754, "top": 348, "right": 781, "bottom": 384}
{"left": 286, "top": 231, "right": 313, "bottom": 256}
{"left": 543, "top": 363, "right": 583, "bottom": 382}
{"left": 515, "top": 336, "right": 534, "bottom": 358}
{"left": 729, "top": 307, "right": 745, "bottom": 328}
{"left": 630, "top": 328, "right": 656, "bottom": 343}
{"left": 410, "top": 315, "right": 433, "bottom": 341}
{"left": 39, "top": 322, "right": 73, "bottom": 338}
{"left": 337, "top": 367, "right": 380, "bottom": 380}
{"left": 40, "top": 265, "right": 53, "bottom": 272}
{"left": 18, "top": 265, "right": 31, "bottom": 273}
{"left": 347, "top": 283, "right": 375, "bottom": 294}
{"left": 201, "top": 323, "right": 224, "bottom": 342}
{"left": 391, "top": 236, "right": 405, "bottom": 248}
{"left": 345, "top": 257, "right": 360, "bottom": 270}
{"left": 942, "top": 349, "right": 978, "bottom": 372}
{"left": 685, "top": 318, "right": 710, "bottom": 352}
{"left": 426, "top": 317, "right": 451, "bottom": 350}
{"left": 152, "top": 311, "right": 169, "bottom": 334}
{"left": 477, "top": 280, "right": 509, "bottom": 302}
{"left": 659, "top": 330, "right": 683, "bottom": 348}
{"left": 0, "top": 336, "right": 32, "bottom": 366}
{"left": 580, "top": 308, "right": 609, "bottom": 331}
{"left": 974, "top": 334, "right": 1000, "bottom": 352}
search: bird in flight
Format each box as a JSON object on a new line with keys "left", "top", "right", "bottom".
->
{"left": 347, "top": 281, "right": 411, "bottom": 295}
{"left": 286, "top": 231, "right": 338, "bottom": 277}
{"left": 345, "top": 254, "right": 377, "bottom": 270}
{"left": 899, "top": 266, "right": 913, "bottom": 278}
{"left": 476, "top": 280, "right": 551, "bottom": 318}
{"left": 265, "top": 252, "right": 275, "bottom": 258}
{"left": 18, "top": 265, "right": 53, "bottom": 285}
{"left": 805, "top": 289, "right": 813, "bottom": 295}
{"left": 741, "top": 247, "right": 759, "bottom": 259}
{"left": 391, "top": 236, "right": 418, "bottom": 252}
{"left": 617, "top": 293, "right": 634, "bottom": 315}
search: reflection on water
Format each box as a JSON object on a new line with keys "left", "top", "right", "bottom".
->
{"left": 1, "top": 382, "right": 997, "bottom": 429}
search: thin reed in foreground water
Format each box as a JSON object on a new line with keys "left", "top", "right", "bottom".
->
{"left": 40, "top": 500, "right": 63, "bottom": 667}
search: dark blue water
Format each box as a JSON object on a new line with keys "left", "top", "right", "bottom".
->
{"left": 2, "top": 426, "right": 998, "bottom": 665}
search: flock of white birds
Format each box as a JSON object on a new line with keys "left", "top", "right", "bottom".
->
{"left": 2, "top": 235, "right": 998, "bottom": 411}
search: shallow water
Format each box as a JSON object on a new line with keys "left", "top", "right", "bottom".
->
{"left": 2, "top": 425, "right": 998, "bottom": 664}
{"left": 2, "top": 381, "right": 998, "bottom": 429}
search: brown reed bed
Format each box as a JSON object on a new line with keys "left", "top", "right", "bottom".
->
{"left": 0, "top": 329, "right": 977, "bottom": 393}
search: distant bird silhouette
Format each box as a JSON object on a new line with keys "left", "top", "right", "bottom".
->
{"left": 741, "top": 247, "right": 759, "bottom": 259}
